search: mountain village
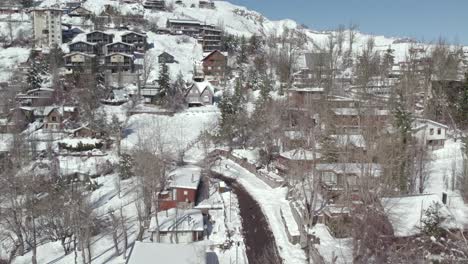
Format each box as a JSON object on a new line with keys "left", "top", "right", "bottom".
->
{"left": 0, "top": 0, "right": 467, "bottom": 264}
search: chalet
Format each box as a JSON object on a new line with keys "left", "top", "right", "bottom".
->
{"left": 127, "top": 242, "right": 207, "bottom": 264}
{"left": 143, "top": 0, "right": 166, "bottom": 10}
{"left": 149, "top": 208, "right": 205, "bottom": 243}
{"left": 159, "top": 165, "right": 201, "bottom": 211}
{"left": 199, "top": 0, "right": 215, "bottom": 9}
{"left": 167, "top": 19, "right": 201, "bottom": 36}
{"left": 412, "top": 118, "right": 448, "bottom": 148}
{"left": 0, "top": 0, "right": 22, "bottom": 14}
{"left": 121, "top": 31, "right": 147, "bottom": 52}
{"left": 104, "top": 53, "right": 135, "bottom": 73}
{"left": 16, "top": 88, "right": 54, "bottom": 107}
{"left": 316, "top": 163, "right": 382, "bottom": 191}
{"left": 69, "top": 41, "right": 97, "bottom": 54}
{"left": 7, "top": 107, "right": 35, "bottom": 132}
{"left": 140, "top": 88, "right": 160, "bottom": 103}
{"left": 184, "top": 81, "right": 214, "bottom": 107}
{"left": 287, "top": 87, "right": 325, "bottom": 109}
{"left": 68, "top": 6, "right": 92, "bottom": 18}
{"left": 86, "top": 31, "right": 114, "bottom": 45}
{"left": 104, "top": 41, "right": 135, "bottom": 54}
{"left": 350, "top": 77, "right": 398, "bottom": 99}
{"left": 158, "top": 52, "right": 176, "bottom": 64}
{"left": 381, "top": 194, "right": 459, "bottom": 238}
{"left": 327, "top": 96, "right": 359, "bottom": 109}
{"left": 201, "top": 50, "right": 227, "bottom": 84}
{"left": 43, "top": 106, "right": 78, "bottom": 131}
{"left": 63, "top": 52, "right": 96, "bottom": 72}
{"left": 62, "top": 1, "right": 82, "bottom": 14}
{"left": 198, "top": 24, "right": 222, "bottom": 52}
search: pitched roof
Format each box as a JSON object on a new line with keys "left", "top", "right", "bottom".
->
{"left": 187, "top": 81, "right": 214, "bottom": 95}
{"left": 127, "top": 242, "right": 205, "bottom": 264}
{"left": 121, "top": 31, "right": 147, "bottom": 37}
{"left": 414, "top": 118, "right": 449, "bottom": 129}
{"left": 315, "top": 163, "right": 382, "bottom": 177}
{"left": 168, "top": 165, "right": 201, "bottom": 190}
{"left": 69, "top": 40, "right": 97, "bottom": 46}
{"left": 202, "top": 50, "right": 226, "bottom": 61}
{"left": 167, "top": 18, "right": 201, "bottom": 25}
{"left": 105, "top": 41, "right": 134, "bottom": 47}
{"left": 63, "top": 52, "right": 96, "bottom": 58}
{"left": 105, "top": 52, "right": 134, "bottom": 59}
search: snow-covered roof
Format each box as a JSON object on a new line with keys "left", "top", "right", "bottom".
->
{"left": 315, "top": 163, "right": 382, "bottom": 177}
{"left": 331, "top": 134, "right": 367, "bottom": 149}
{"left": 149, "top": 208, "right": 204, "bottom": 232}
{"left": 332, "top": 108, "right": 389, "bottom": 116}
{"left": 121, "top": 31, "right": 147, "bottom": 37}
{"left": 105, "top": 41, "right": 134, "bottom": 47}
{"left": 167, "top": 18, "right": 201, "bottom": 25}
{"left": 413, "top": 118, "right": 448, "bottom": 129}
{"left": 202, "top": 50, "right": 226, "bottom": 61}
{"left": 289, "top": 87, "right": 324, "bottom": 93}
{"left": 127, "top": 242, "right": 205, "bottom": 264}
{"left": 168, "top": 165, "right": 201, "bottom": 190}
{"left": 280, "top": 149, "right": 321, "bottom": 161}
{"left": 232, "top": 149, "right": 259, "bottom": 163}
{"left": 381, "top": 194, "right": 460, "bottom": 237}
{"left": 189, "top": 81, "right": 214, "bottom": 95}
{"left": 63, "top": 52, "right": 96, "bottom": 58}
{"left": 26, "top": 87, "right": 55, "bottom": 94}
{"left": 69, "top": 40, "right": 97, "bottom": 46}
{"left": 105, "top": 52, "right": 134, "bottom": 58}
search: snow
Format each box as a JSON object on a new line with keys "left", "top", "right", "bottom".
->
{"left": 58, "top": 137, "right": 102, "bottom": 148}
{"left": 121, "top": 106, "right": 219, "bottom": 162}
{"left": 280, "top": 148, "right": 321, "bottom": 161}
{"left": 381, "top": 194, "right": 460, "bottom": 237}
{"left": 0, "top": 133, "right": 14, "bottom": 152}
{"left": 0, "top": 47, "right": 30, "bottom": 82}
{"left": 331, "top": 134, "right": 367, "bottom": 149}
{"left": 232, "top": 148, "right": 260, "bottom": 164}
{"left": 212, "top": 158, "right": 307, "bottom": 264}
{"left": 168, "top": 165, "right": 202, "bottom": 189}
{"left": 149, "top": 208, "right": 204, "bottom": 232}
{"left": 310, "top": 224, "right": 352, "bottom": 264}
{"left": 127, "top": 242, "right": 205, "bottom": 264}
{"left": 316, "top": 163, "right": 382, "bottom": 177}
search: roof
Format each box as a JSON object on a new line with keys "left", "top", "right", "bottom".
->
{"left": 26, "top": 88, "right": 54, "bottom": 94}
{"left": 159, "top": 51, "right": 174, "bottom": 58}
{"left": 69, "top": 40, "right": 96, "bottom": 46}
{"left": 381, "top": 194, "right": 459, "bottom": 237}
{"left": 414, "top": 118, "right": 449, "bottom": 129}
{"left": 105, "top": 52, "right": 134, "bottom": 59}
{"left": 167, "top": 18, "right": 201, "bottom": 25}
{"left": 86, "top": 30, "right": 113, "bottom": 36}
{"left": 149, "top": 208, "right": 204, "bottom": 232}
{"left": 330, "top": 134, "right": 367, "bottom": 149}
{"left": 188, "top": 81, "right": 214, "bottom": 95}
{"left": 280, "top": 149, "right": 322, "bottom": 161}
{"left": 121, "top": 31, "right": 147, "bottom": 37}
{"left": 289, "top": 87, "right": 324, "bottom": 93}
{"left": 332, "top": 108, "right": 389, "bottom": 116}
{"left": 127, "top": 242, "right": 205, "bottom": 264}
{"left": 202, "top": 50, "right": 226, "bottom": 61}
{"left": 105, "top": 41, "right": 134, "bottom": 47}
{"left": 315, "top": 163, "right": 382, "bottom": 177}
{"left": 168, "top": 165, "right": 201, "bottom": 189}
{"left": 63, "top": 52, "right": 96, "bottom": 58}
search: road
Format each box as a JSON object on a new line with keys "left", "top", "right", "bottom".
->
{"left": 212, "top": 172, "right": 283, "bottom": 264}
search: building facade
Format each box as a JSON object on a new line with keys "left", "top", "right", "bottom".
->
{"left": 31, "top": 8, "right": 63, "bottom": 48}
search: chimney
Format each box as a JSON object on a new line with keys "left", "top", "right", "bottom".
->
{"left": 442, "top": 192, "right": 447, "bottom": 205}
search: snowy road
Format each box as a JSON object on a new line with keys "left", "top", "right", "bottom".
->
{"left": 213, "top": 172, "right": 283, "bottom": 264}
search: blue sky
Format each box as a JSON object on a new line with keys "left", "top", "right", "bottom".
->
{"left": 228, "top": 0, "right": 468, "bottom": 45}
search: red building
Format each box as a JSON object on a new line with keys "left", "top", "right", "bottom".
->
{"left": 159, "top": 165, "right": 201, "bottom": 211}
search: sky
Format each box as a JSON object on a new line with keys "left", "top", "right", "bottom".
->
{"left": 228, "top": 0, "right": 468, "bottom": 45}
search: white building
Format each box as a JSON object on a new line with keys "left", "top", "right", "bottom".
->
{"left": 413, "top": 118, "right": 448, "bottom": 148}
{"left": 31, "top": 8, "right": 63, "bottom": 49}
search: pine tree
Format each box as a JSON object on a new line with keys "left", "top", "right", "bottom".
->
{"left": 119, "top": 154, "right": 134, "bottom": 180}
{"left": 236, "top": 36, "right": 248, "bottom": 65}
{"left": 27, "top": 59, "right": 48, "bottom": 90}
{"left": 393, "top": 99, "right": 413, "bottom": 193}
{"left": 421, "top": 202, "right": 444, "bottom": 238}
{"left": 158, "top": 62, "right": 170, "bottom": 100}
{"left": 248, "top": 34, "right": 262, "bottom": 55}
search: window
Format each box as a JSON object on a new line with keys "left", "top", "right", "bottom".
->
{"left": 321, "top": 171, "right": 337, "bottom": 185}
{"left": 429, "top": 128, "right": 434, "bottom": 135}
{"left": 183, "top": 190, "right": 188, "bottom": 196}
{"left": 437, "top": 128, "right": 441, "bottom": 135}
{"left": 51, "top": 116, "right": 57, "bottom": 122}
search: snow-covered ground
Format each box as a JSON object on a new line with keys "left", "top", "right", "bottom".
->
{"left": 425, "top": 139, "right": 468, "bottom": 229}
{"left": 121, "top": 106, "right": 219, "bottom": 162}
{"left": 212, "top": 158, "right": 307, "bottom": 264}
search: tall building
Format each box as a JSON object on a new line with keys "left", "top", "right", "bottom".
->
{"left": 31, "top": 8, "right": 63, "bottom": 49}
